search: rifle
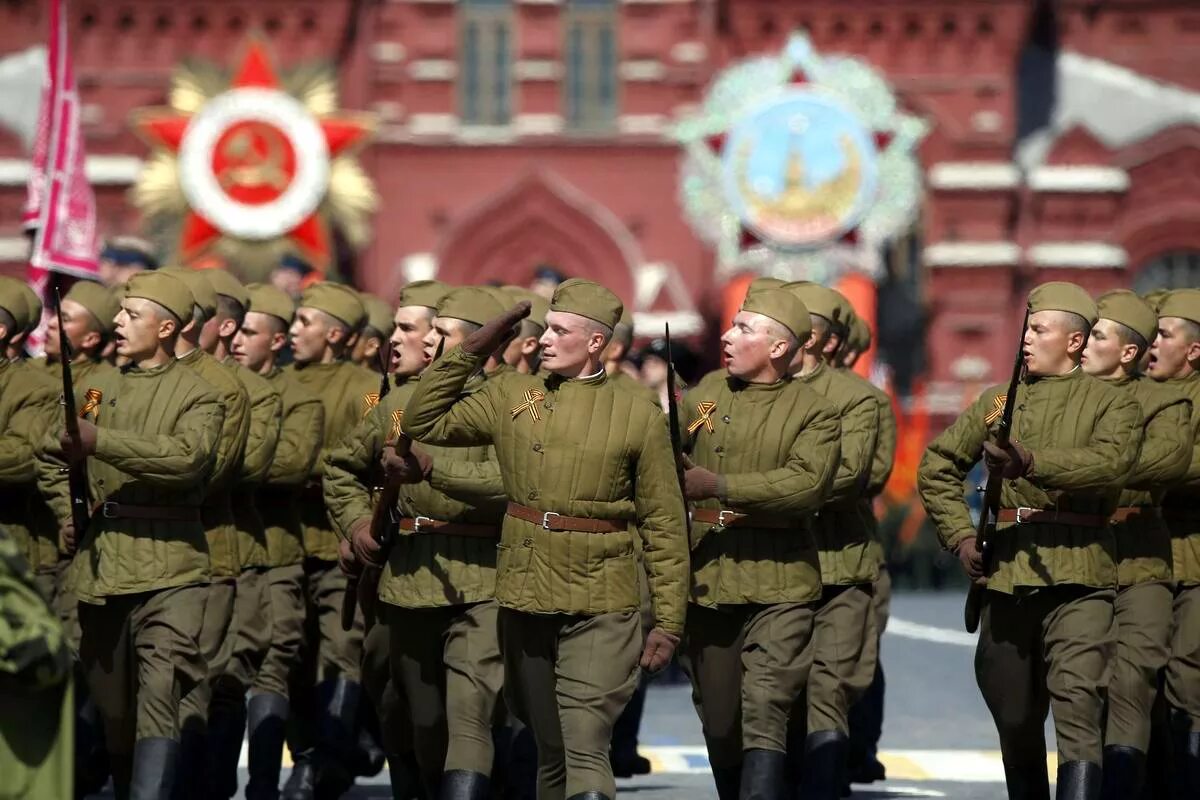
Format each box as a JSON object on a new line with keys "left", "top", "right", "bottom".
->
{"left": 963, "top": 304, "right": 1030, "bottom": 633}
{"left": 54, "top": 285, "right": 90, "bottom": 548}
{"left": 664, "top": 324, "right": 691, "bottom": 535}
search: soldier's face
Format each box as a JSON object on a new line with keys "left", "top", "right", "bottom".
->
{"left": 539, "top": 311, "right": 606, "bottom": 375}
{"left": 423, "top": 317, "right": 470, "bottom": 363}
{"left": 721, "top": 311, "right": 779, "bottom": 381}
{"left": 289, "top": 307, "right": 332, "bottom": 363}
{"left": 1148, "top": 317, "right": 1200, "bottom": 380}
{"left": 233, "top": 311, "right": 284, "bottom": 372}
{"left": 113, "top": 297, "right": 173, "bottom": 360}
{"left": 44, "top": 299, "right": 101, "bottom": 359}
{"left": 198, "top": 313, "right": 222, "bottom": 353}
{"left": 1081, "top": 319, "right": 1138, "bottom": 378}
{"left": 1023, "top": 310, "right": 1085, "bottom": 377}
{"left": 391, "top": 306, "right": 433, "bottom": 377}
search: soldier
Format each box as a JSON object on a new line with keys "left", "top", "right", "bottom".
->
{"left": 40, "top": 271, "right": 224, "bottom": 797}
{"left": 603, "top": 307, "right": 658, "bottom": 406}
{"left": 919, "top": 281, "right": 1143, "bottom": 797}
{"left": 1077, "top": 290, "right": 1191, "bottom": 797}
{"left": 232, "top": 283, "right": 327, "bottom": 800}
{"left": 354, "top": 293, "right": 396, "bottom": 370}
{"left": 679, "top": 288, "right": 840, "bottom": 800}
{"left": 42, "top": 279, "right": 119, "bottom": 384}
{"left": 1146, "top": 288, "right": 1200, "bottom": 797}
{"left": 160, "top": 267, "right": 252, "bottom": 800}
{"left": 778, "top": 283, "right": 879, "bottom": 799}
{"left": 283, "top": 282, "right": 380, "bottom": 799}
{"left": 403, "top": 278, "right": 689, "bottom": 800}
{"left": 97, "top": 236, "right": 159, "bottom": 287}
{"left": 327, "top": 286, "right": 511, "bottom": 800}
{"left": 500, "top": 286, "right": 549, "bottom": 375}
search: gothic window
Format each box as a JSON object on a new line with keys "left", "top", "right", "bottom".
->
{"left": 460, "top": 0, "right": 513, "bottom": 126}
{"left": 1135, "top": 250, "right": 1200, "bottom": 292}
{"left": 564, "top": 0, "right": 618, "bottom": 133}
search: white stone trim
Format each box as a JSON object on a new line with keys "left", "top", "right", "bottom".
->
{"left": 619, "top": 60, "right": 667, "bottom": 82}
{"left": 0, "top": 155, "right": 142, "bottom": 186}
{"left": 924, "top": 242, "right": 1021, "bottom": 267}
{"left": 371, "top": 101, "right": 404, "bottom": 122}
{"left": 456, "top": 125, "right": 518, "bottom": 145}
{"left": 0, "top": 236, "right": 30, "bottom": 262}
{"left": 406, "top": 114, "right": 460, "bottom": 136}
{"left": 371, "top": 42, "right": 406, "bottom": 64}
{"left": 670, "top": 41, "right": 707, "bottom": 64}
{"left": 1028, "top": 166, "right": 1130, "bottom": 193}
{"left": 513, "top": 60, "right": 563, "bottom": 81}
{"left": 1028, "top": 242, "right": 1128, "bottom": 269}
{"left": 513, "top": 114, "right": 564, "bottom": 135}
{"left": 927, "top": 162, "right": 1020, "bottom": 191}
{"left": 617, "top": 114, "right": 668, "bottom": 136}
{"left": 407, "top": 60, "right": 457, "bottom": 81}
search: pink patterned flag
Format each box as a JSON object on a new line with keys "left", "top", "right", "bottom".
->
{"left": 25, "top": 0, "right": 99, "bottom": 353}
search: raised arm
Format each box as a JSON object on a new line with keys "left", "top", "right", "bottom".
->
{"left": 268, "top": 397, "right": 324, "bottom": 486}
{"left": 1026, "top": 392, "right": 1143, "bottom": 492}
{"left": 323, "top": 403, "right": 386, "bottom": 535}
{"left": 240, "top": 383, "right": 282, "bottom": 484}
{"left": 403, "top": 347, "right": 498, "bottom": 447}
{"left": 428, "top": 450, "right": 507, "bottom": 507}
{"left": 93, "top": 391, "right": 224, "bottom": 488}
{"left": 1127, "top": 396, "right": 1191, "bottom": 491}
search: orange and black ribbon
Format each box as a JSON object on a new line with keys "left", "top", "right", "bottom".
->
{"left": 687, "top": 401, "right": 717, "bottom": 435}
{"left": 511, "top": 389, "right": 546, "bottom": 421}
{"left": 389, "top": 409, "right": 404, "bottom": 440}
{"left": 362, "top": 392, "right": 380, "bottom": 418}
{"left": 79, "top": 388, "right": 103, "bottom": 421}
{"left": 984, "top": 395, "right": 1006, "bottom": 426}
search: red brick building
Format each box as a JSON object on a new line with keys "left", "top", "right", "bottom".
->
{"left": 2, "top": 0, "right": 1199, "bottom": 414}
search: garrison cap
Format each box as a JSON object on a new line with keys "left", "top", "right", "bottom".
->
{"left": 246, "top": 283, "right": 295, "bottom": 325}
{"left": 850, "top": 314, "right": 872, "bottom": 352}
{"left": 397, "top": 280, "right": 449, "bottom": 310}
{"left": 360, "top": 294, "right": 395, "bottom": 335}
{"left": 782, "top": 281, "right": 845, "bottom": 328}
{"left": 16, "top": 282, "right": 42, "bottom": 332}
{"left": 124, "top": 271, "right": 195, "bottom": 322}
{"left": 65, "top": 280, "right": 120, "bottom": 332}
{"left": 1159, "top": 288, "right": 1200, "bottom": 327}
{"left": 161, "top": 267, "right": 217, "bottom": 317}
{"left": 202, "top": 269, "right": 250, "bottom": 310}
{"left": 501, "top": 286, "right": 549, "bottom": 332}
{"left": 437, "top": 287, "right": 507, "bottom": 327}
{"left": 1141, "top": 288, "right": 1168, "bottom": 313}
{"left": 550, "top": 278, "right": 623, "bottom": 330}
{"left": 1028, "top": 281, "right": 1098, "bottom": 326}
{"left": 742, "top": 287, "right": 812, "bottom": 341}
{"left": 1097, "top": 290, "right": 1158, "bottom": 344}
{"left": 747, "top": 277, "right": 786, "bottom": 297}
{"left": 300, "top": 283, "right": 367, "bottom": 331}
{"left": 0, "top": 276, "right": 32, "bottom": 330}
{"left": 100, "top": 236, "right": 158, "bottom": 270}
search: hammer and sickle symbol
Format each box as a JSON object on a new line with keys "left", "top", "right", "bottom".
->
{"left": 218, "top": 124, "right": 289, "bottom": 192}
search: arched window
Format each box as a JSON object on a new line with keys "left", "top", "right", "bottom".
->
{"left": 460, "top": 0, "right": 513, "bottom": 125}
{"left": 564, "top": 0, "right": 617, "bottom": 132}
{"left": 1135, "top": 251, "right": 1200, "bottom": 292}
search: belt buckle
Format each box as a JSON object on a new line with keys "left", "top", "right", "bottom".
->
{"left": 717, "top": 510, "right": 736, "bottom": 528}
{"left": 542, "top": 512, "right": 560, "bottom": 530}
{"left": 1015, "top": 506, "right": 1033, "bottom": 524}
{"left": 102, "top": 501, "right": 119, "bottom": 519}
{"left": 413, "top": 515, "right": 432, "bottom": 532}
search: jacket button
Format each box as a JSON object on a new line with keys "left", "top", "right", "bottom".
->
{"left": 523, "top": 538, "right": 534, "bottom": 546}
{"left": 532, "top": 443, "right": 543, "bottom": 453}
{"left": 544, "top": 401, "right": 554, "bottom": 411}
{"left": 722, "top": 415, "right": 731, "bottom": 423}
{"left": 714, "top": 445, "right": 724, "bottom": 454}
{"left": 527, "top": 490, "right": 539, "bottom": 501}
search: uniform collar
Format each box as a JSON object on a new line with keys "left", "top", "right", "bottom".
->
{"left": 1026, "top": 364, "right": 1083, "bottom": 385}
{"left": 727, "top": 373, "right": 790, "bottom": 393}
{"left": 796, "top": 361, "right": 827, "bottom": 384}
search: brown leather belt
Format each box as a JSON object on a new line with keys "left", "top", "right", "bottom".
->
{"left": 398, "top": 517, "right": 499, "bottom": 539}
{"left": 692, "top": 508, "right": 793, "bottom": 530}
{"left": 996, "top": 508, "right": 1107, "bottom": 528}
{"left": 92, "top": 501, "right": 201, "bottom": 522}
{"left": 505, "top": 502, "right": 626, "bottom": 533}
{"left": 1110, "top": 506, "right": 1160, "bottom": 524}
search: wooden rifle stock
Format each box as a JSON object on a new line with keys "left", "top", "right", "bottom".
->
{"left": 54, "top": 285, "right": 90, "bottom": 547}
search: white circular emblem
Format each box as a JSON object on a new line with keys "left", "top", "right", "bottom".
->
{"left": 178, "top": 87, "right": 330, "bottom": 241}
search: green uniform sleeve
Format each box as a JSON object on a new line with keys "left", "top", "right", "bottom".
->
{"left": 1127, "top": 397, "right": 1192, "bottom": 491}
{"left": 241, "top": 385, "right": 281, "bottom": 484}
{"left": 721, "top": 402, "right": 841, "bottom": 515}
{"left": 427, "top": 451, "right": 506, "bottom": 507}
{"left": 210, "top": 383, "right": 250, "bottom": 489}
{"left": 1026, "top": 392, "right": 1143, "bottom": 492}
{"left": 268, "top": 397, "right": 324, "bottom": 486}
{"left": 869, "top": 396, "right": 897, "bottom": 495}
{"left": 0, "top": 532, "right": 70, "bottom": 690}
{"left": 918, "top": 392, "right": 991, "bottom": 551}
{"left": 0, "top": 387, "right": 57, "bottom": 484}
{"left": 323, "top": 405, "right": 385, "bottom": 535}
{"left": 92, "top": 390, "right": 224, "bottom": 488}
{"left": 35, "top": 435, "right": 70, "bottom": 524}
{"left": 403, "top": 347, "right": 498, "bottom": 447}
{"left": 633, "top": 414, "right": 689, "bottom": 636}
{"left": 824, "top": 393, "right": 877, "bottom": 504}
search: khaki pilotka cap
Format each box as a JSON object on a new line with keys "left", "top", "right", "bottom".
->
{"left": 746, "top": 277, "right": 786, "bottom": 297}
{"left": 0, "top": 276, "right": 32, "bottom": 329}
{"left": 550, "top": 278, "right": 623, "bottom": 330}
{"left": 123, "top": 272, "right": 196, "bottom": 322}
{"left": 850, "top": 315, "right": 872, "bottom": 352}
{"left": 245, "top": 283, "right": 295, "bottom": 325}
{"left": 1141, "top": 288, "right": 1169, "bottom": 313}
{"left": 16, "top": 282, "right": 42, "bottom": 331}
{"left": 742, "top": 287, "right": 812, "bottom": 341}
{"left": 65, "top": 281, "right": 120, "bottom": 332}
{"left": 398, "top": 280, "right": 450, "bottom": 310}
{"left": 1028, "top": 281, "right": 1098, "bottom": 325}
{"left": 501, "top": 286, "right": 550, "bottom": 332}
{"left": 1096, "top": 290, "right": 1158, "bottom": 343}
{"left": 202, "top": 269, "right": 250, "bottom": 310}
{"left": 300, "top": 283, "right": 367, "bottom": 331}
{"left": 1159, "top": 288, "right": 1200, "bottom": 326}
{"left": 782, "top": 281, "right": 847, "bottom": 330}
{"left": 160, "top": 267, "right": 217, "bottom": 317}
{"left": 359, "top": 294, "right": 395, "bottom": 335}
{"left": 437, "top": 287, "right": 507, "bottom": 326}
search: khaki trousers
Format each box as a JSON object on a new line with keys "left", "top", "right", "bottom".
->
{"left": 976, "top": 586, "right": 1115, "bottom": 786}
{"left": 388, "top": 601, "right": 504, "bottom": 788}
{"left": 362, "top": 616, "right": 413, "bottom": 760}
{"left": 499, "top": 608, "right": 641, "bottom": 800}
{"left": 303, "top": 558, "right": 363, "bottom": 682}
{"left": 253, "top": 563, "right": 307, "bottom": 698}
{"left": 213, "top": 567, "right": 272, "bottom": 710}
{"left": 1165, "top": 583, "right": 1200, "bottom": 727}
{"left": 78, "top": 584, "right": 208, "bottom": 750}
{"left": 1105, "top": 581, "right": 1173, "bottom": 750}
{"left": 178, "top": 578, "right": 236, "bottom": 734}
{"left": 683, "top": 602, "right": 816, "bottom": 769}
{"left": 807, "top": 584, "right": 876, "bottom": 735}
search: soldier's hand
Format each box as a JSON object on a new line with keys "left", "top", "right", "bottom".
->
{"left": 982, "top": 440, "right": 1033, "bottom": 480}
{"left": 60, "top": 419, "right": 99, "bottom": 464}
{"left": 381, "top": 443, "right": 433, "bottom": 485}
{"left": 683, "top": 463, "right": 721, "bottom": 500}
{"left": 338, "top": 537, "right": 361, "bottom": 577}
{"left": 59, "top": 522, "right": 76, "bottom": 555}
{"left": 640, "top": 628, "right": 680, "bottom": 674}
{"left": 349, "top": 517, "right": 384, "bottom": 567}
{"left": 957, "top": 535, "right": 985, "bottom": 581}
{"left": 462, "top": 302, "right": 532, "bottom": 355}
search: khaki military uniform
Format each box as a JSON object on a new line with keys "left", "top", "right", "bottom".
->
{"left": 919, "top": 369, "right": 1142, "bottom": 789}
{"left": 404, "top": 346, "right": 689, "bottom": 800}
{"left": 679, "top": 370, "right": 840, "bottom": 769}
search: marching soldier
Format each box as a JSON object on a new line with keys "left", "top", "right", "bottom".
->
{"left": 500, "top": 286, "right": 549, "bottom": 375}
{"left": 780, "top": 283, "right": 879, "bottom": 799}
{"left": 604, "top": 307, "right": 658, "bottom": 406}
{"left": 919, "top": 281, "right": 1142, "bottom": 798}
{"left": 42, "top": 279, "right": 119, "bottom": 384}
{"left": 1146, "top": 288, "right": 1200, "bottom": 797}
{"left": 232, "top": 283, "right": 327, "bottom": 799}
{"left": 403, "top": 278, "right": 690, "bottom": 800}
{"left": 161, "top": 267, "right": 252, "bottom": 800}
{"left": 40, "top": 271, "right": 224, "bottom": 798}
{"left": 284, "top": 282, "right": 380, "bottom": 798}
{"left": 1078, "top": 290, "right": 1191, "bottom": 797}
{"left": 327, "top": 286, "right": 510, "bottom": 800}
{"left": 679, "top": 288, "right": 840, "bottom": 800}
{"left": 355, "top": 293, "right": 396, "bottom": 370}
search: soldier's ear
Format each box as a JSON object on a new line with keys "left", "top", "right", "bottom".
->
{"left": 218, "top": 317, "right": 239, "bottom": 339}
{"left": 1066, "top": 330, "right": 1086, "bottom": 355}
{"left": 521, "top": 336, "right": 539, "bottom": 356}
{"left": 80, "top": 329, "right": 102, "bottom": 352}
{"left": 158, "top": 317, "right": 178, "bottom": 340}
{"left": 270, "top": 332, "right": 287, "bottom": 353}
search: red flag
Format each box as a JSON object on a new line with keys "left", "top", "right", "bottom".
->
{"left": 25, "top": 0, "right": 100, "bottom": 353}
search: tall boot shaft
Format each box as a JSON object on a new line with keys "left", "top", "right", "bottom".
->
{"left": 440, "top": 769, "right": 492, "bottom": 800}
{"left": 1055, "top": 760, "right": 1101, "bottom": 800}
{"left": 129, "top": 737, "right": 180, "bottom": 800}
{"left": 740, "top": 748, "right": 786, "bottom": 800}
{"left": 246, "top": 693, "right": 290, "bottom": 800}
{"left": 797, "top": 731, "right": 847, "bottom": 800}
{"left": 1100, "top": 745, "right": 1145, "bottom": 800}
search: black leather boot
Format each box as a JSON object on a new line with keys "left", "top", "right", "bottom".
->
{"left": 712, "top": 764, "right": 743, "bottom": 800}
{"left": 611, "top": 679, "right": 651, "bottom": 778}
{"left": 281, "top": 751, "right": 315, "bottom": 800}
{"left": 313, "top": 679, "right": 360, "bottom": 799}
{"left": 207, "top": 697, "right": 247, "bottom": 799}
{"left": 565, "top": 793, "right": 610, "bottom": 800}
{"left": 75, "top": 695, "right": 110, "bottom": 799}
{"left": 740, "top": 748, "right": 786, "bottom": 800}
{"left": 129, "top": 737, "right": 180, "bottom": 800}
{"left": 170, "top": 725, "right": 208, "bottom": 800}
{"left": 1101, "top": 745, "right": 1145, "bottom": 800}
{"left": 441, "top": 769, "right": 492, "bottom": 800}
{"left": 798, "top": 731, "right": 847, "bottom": 800}
{"left": 386, "top": 751, "right": 423, "bottom": 800}
{"left": 246, "top": 693, "right": 290, "bottom": 800}
{"left": 1170, "top": 723, "right": 1200, "bottom": 800}
{"left": 1055, "top": 761, "right": 1101, "bottom": 800}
